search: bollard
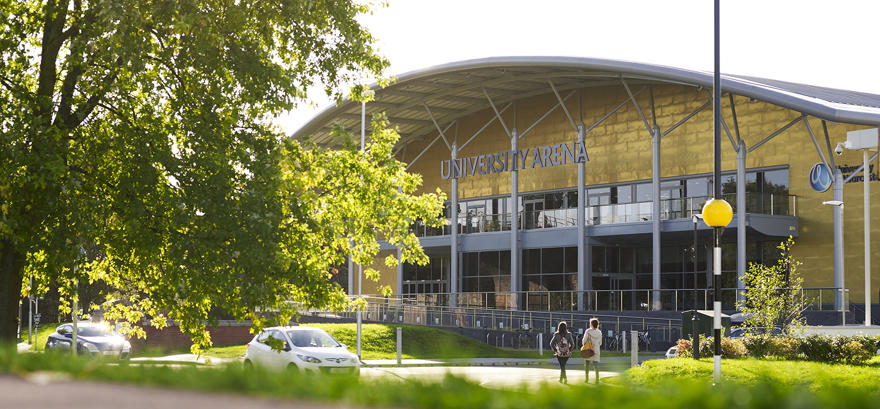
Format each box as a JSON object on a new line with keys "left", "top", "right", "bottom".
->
{"left": 396, "top": 327, "right": 402, "bottom": 366}
{"left": 631, "top": 330, "right": 638, "bottom": 367}
{"left": 538, "top": 333, "right": 543, "bottom": 356}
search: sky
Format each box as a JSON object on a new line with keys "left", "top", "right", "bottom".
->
{"left": 276, "top": 0, "right": 880, "bottom": 135}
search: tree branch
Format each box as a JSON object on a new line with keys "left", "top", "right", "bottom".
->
{"left": 36, "top": 0, "right": 70, "bottom": 115}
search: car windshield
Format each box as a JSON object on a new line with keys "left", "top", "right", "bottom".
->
{"left": 77, "top": 326, "right": 111, "bottom": 337}
{"left": 285, "top": 329, "right": 341, "bottom": 348}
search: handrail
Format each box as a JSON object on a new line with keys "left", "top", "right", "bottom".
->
{"left": 414, "top": 193, "right": 798, "bottom": 236}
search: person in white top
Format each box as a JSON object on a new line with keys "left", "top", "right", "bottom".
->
{"left": 583, "top": 318, "right": 603, "bottom": 384}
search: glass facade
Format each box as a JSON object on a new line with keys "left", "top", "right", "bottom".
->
{"left": 417, "top": 168, "right": 791, "bottom": 236}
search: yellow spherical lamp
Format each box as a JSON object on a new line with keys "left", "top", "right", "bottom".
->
{"left": 701, "top": 198, "right": 733, "bottom": 227}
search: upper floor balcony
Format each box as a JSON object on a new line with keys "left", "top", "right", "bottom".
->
{"left": 411, "top": 192, "right": 796, "bottom": 237}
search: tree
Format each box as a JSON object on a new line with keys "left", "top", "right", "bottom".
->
{"left": 0, "top": 0, "right": 445, "bottom": 347}
{"left": 735, "top": 236, "right": 807, "bottom": 335}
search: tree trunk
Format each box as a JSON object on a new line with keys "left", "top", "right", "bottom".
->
{"left": 0, "top": 239, "right": 25, "bottom": 344}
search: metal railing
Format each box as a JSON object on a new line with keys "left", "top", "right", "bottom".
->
{"left": 412, "top": 193, "right": 797, "bottom": 236}
{"left": 311, "top": 296, "right": 682, "bottom": 352}
{"left": 387, "top": 287, "right": 848, "bottom": 312}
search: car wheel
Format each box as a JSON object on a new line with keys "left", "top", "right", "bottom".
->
{"left": 287, "top": 362, "right": 300, "bottom": 373}
{"left": 243, "top": 359, "right": 253, "bottom": 369}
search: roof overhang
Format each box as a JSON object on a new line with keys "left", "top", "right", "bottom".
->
{"left": 293, "top": 56, "right": 880, "bottom": 145}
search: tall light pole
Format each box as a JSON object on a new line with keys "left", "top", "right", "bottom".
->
{"left": 703, "top": 0, "right": 734, "bottom": 384}
{"left": 841, "top": 128, "right": 879, "bottom": 326}
{"left": 356, "top": 101, "right": 365, "bottom": 359}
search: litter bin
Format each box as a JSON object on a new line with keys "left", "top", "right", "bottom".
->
{"left": 681, "top": 310, "right": 731, "bottom": 340}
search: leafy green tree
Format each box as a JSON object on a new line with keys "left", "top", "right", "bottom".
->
{"left": 735, "top": 237, "right": 807, "bottom": 335}
{"left": 0, "top": 0, "right": 445, "bottom": 348}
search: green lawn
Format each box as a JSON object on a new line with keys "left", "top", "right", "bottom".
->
{"left": 2, "top": 347, "right": 875, "bottom": 409}
{"left": 621, "top": 356, "right": 880, "bottom": 392}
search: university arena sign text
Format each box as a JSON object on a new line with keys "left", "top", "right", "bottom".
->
{"left": 441, "top": 141, "right": 589, "bottom": 180}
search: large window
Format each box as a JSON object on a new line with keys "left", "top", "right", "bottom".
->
{"left": 521, "top": 247, "right": 577, "bottom": 292}
{"left": 403, "top": 254, "right": 449, "bottom": 294}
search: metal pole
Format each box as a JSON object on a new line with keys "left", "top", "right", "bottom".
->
{"left": 450, "top": 143, "right": 459, "bottom": 308}
{"left": 713, "top": 0, "right": 722, "bottom": 384}
{"left": 510, "top": 128, "right": 519, "bottom": 310}
{"left": 834, "top": 169, "right": 845, "bottom": 311}
{"left": 28, "top": 277, "right": 32, "bottom": 345}
{"left": 577, "top": 122, "right": 586, "bottom": 310}
{"left": 396, "top": 327, "right": 402, "bottom": 365}
{"left": 736, "top": 141, "right": 746, "bottom": 302}
{"left": 692, "top": 216, "right": 700, "bottom": 359}
{"left": 631, "top": 330, "right": 638, "bottom": 367}
{"left": 652, "top": 125, "right": 661, "bottom": 310}
{"left": 865, "top": 149, "right": 872, "bottom": 326}
{"left": 357, "top": 101, "right": 365, "bottom": 359}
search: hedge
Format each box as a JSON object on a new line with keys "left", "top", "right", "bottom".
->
{"left": 675, "top": 334, "right": 879, "bottom": 364}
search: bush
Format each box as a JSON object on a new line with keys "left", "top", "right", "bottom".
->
{"left": 743, "top": 335, "right": 772, "bottom": 358}
{"left": 832, "top": 338, "right": 871, "bottom": 365}
{"left": 694, "top": 336, "right": 746, "bottom": 359}
{"left": 800, "top": 335, "right": 833, "bottom": 361}
{"left": 767, "top": 337, "right": 800, "bottom": 360}
{"left": 675, "top": 339, "right": 692, "bottom": 358}
{"left": 852, "top": 335, "right": 880, "bottom": 354}
{"left": 721, "top": 337, "right": 747, "bottom": 358}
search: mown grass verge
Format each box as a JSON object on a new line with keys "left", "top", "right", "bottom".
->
{"left": 2, "top": 347, "right": 879, "bottom": 409}
{"left": 619, "top": 356, "right": 880, "bottom": 393}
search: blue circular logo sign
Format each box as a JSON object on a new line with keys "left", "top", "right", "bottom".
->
{"left": 809, "top": 163, "right": 833, "bottom": 192}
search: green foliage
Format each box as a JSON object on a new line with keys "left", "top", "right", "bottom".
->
{"left": 0, "top": 0, "right": 448, "bottom": 348}
{"left": 626, "top": 355, "right": 880, "bottom": 393}
{"left": 5, "top": 348, "right": 880, "bottom": 409}
{"left": 799, "top": 335, "right": 835, "bottom": 361}
{"left": 735, "top": 237, "right": 807, "bottom": 334}
{"left": 683, "top": 334, "right": 878, "bottom": 364}
{"left": 741, "top": 335, "right": 772, "bottom": 358}
{"left": 696, "top": 336, "right": 746, "bottom": 359}
{"left": 675, "top": 338, "right": 693, "bottom": 358}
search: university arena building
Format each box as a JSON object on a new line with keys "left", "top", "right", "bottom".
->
{"left": 295, "top": 57, "right": 879, "bottom": 317}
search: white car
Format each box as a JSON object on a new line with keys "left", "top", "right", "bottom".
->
{"left": 665, "top": 346, "right": 678, "bottom": 359}
{"left": 244, "top": 326, "right": 360, "bottom": 374}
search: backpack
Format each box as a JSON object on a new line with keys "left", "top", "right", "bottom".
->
{"left": 556, "top": 335, "right": 572, "bottom": 357}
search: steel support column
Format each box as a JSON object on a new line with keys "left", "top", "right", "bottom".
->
{"left": 834, "top": 169, "right": 845, "bottom": 311}
{"left": 865, "top": 149, "right": 872, "bottom": 326}
{"left": 577, "top": 122, "right": 586, "bottom": 311}
{"left": 736, "top": 141, "right": 746, "bottom": 300}
{"left": 450, "top": 144, "right": 459, "bottom": 308}
{"left": 510, "top": 128, "right": 520, "bottom": 310}
{"left": 652, "top": 125, "right": 662, "bottom": 310}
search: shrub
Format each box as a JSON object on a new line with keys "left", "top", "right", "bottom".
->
{"left": 768, "top": 336, "right": 800, "bottom": 360}
{"left": 835, "top": 340, "right": 871, "bottom": 365}
{"left": 852, "top": 335, "right": 880, "bottom": 354}
{"left": 698, "top": 336, "right": 746, "bottom": 359}
{"left": 675, "top": 339, "right": 693, "bottom": 358}
{"left": 743, "top": 335, "right": 772, "bottom": 358}
{"left": 721, "top": 337, "right": 747, "bottom": 358}
{"left": 800, "top": 335, "right": 834, "bottom": 362}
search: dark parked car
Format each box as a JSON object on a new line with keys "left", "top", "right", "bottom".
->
{"left": 45, "top": 323, "right": 131, "bottom": 358}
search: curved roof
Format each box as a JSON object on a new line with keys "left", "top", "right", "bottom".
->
{"left": 293, "top": 56, "right": 880, "bottom": 145}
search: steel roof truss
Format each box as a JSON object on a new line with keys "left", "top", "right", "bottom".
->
{"left": 587, "top": 86, "right": 646, "bottom": 134}
{"left": 729, "top": 94, "right": 743, "bottom": 146}
{"left": 481, "top": 87, "right": 512, "bottom": 138}
{"left": 661, "top": 98, "right": 711, "bottom": 138}
{"left": 621, "top": 78, "right": 652, "bottom": 133}
{"left": 746, "top": 115, "right": 804, "bottom": 154}
{"left": 458, "top": 102, "right": 512, "bottom": 152}
{"left": 405, "top": 121, "right": 455, "bottom": 171}
{"left": 423, "top": 103, "right": 452, "bottom": 150}
{"left": 802, "top": 116, "right": 833, "bottom": 173}
{"left": 822, "top": 121, "right": 837, "bottom": 170}
{"left": 519, "top": 89, "right": 577, "bottom": 139}
{"left": 548, "top": 79, "right": 578, "bottom": 132}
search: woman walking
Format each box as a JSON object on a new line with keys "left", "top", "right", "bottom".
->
{"left": 583, "top": 318, "right": 603, "bottom": 384}
{"left": 549, "top": 321, "right": 575, "bottom": 383}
